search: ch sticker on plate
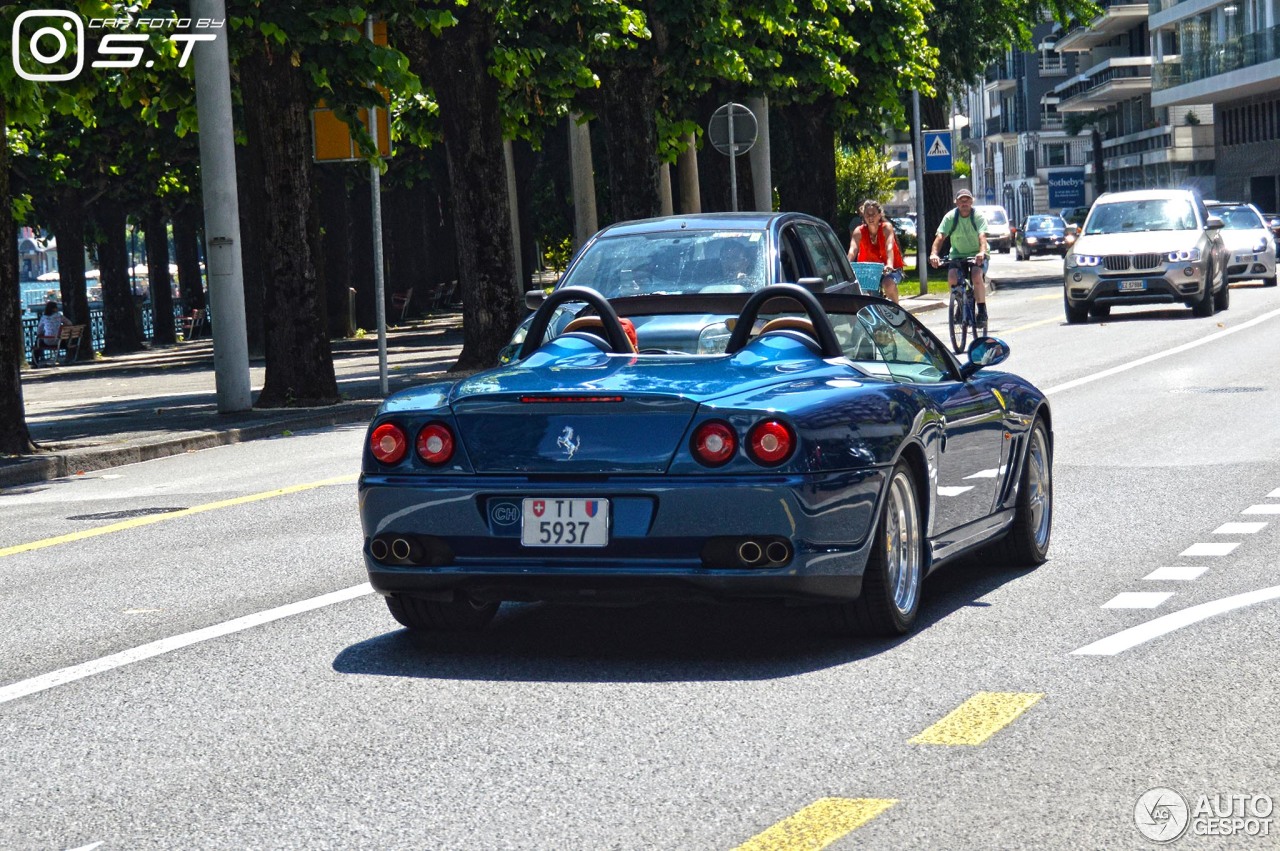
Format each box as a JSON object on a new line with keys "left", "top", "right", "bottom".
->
{"left": 521, "top": 498, "right": 610, "bottom": 547}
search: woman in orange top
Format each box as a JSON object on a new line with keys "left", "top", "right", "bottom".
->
{"left": 847, "top": 199, "right": 904, "bottom": 303}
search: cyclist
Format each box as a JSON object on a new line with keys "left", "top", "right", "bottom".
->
{"left": 847, "top": 199, "right": 904, "bottom": 303}
{"left": 928, "top": 189, "right": 989, "bottom": 325}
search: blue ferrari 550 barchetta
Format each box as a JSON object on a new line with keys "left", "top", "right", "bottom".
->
{"left": 358, "top": 284, "right": 1053, "bottom": 637}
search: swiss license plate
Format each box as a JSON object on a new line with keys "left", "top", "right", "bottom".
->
{"left": 521, "top": 498, "right": 610, "bottom": 547}
{"left": 1118, "top": 279, "right": 1146, "bottom": 291}
{"left": 1235, "top": 253, "right": 1256, "bottom": 263}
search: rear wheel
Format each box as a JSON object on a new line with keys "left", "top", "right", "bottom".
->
{"left": 1192, "top": 265, "right": 1217, "bottom": 316}
{"left": 386, "top": 594, "right": 499, "bottom": 632}
{"left": 948, "top": 291, "right": 968, "bottom": 353}
{"left": 1089, "top": 304, "right": 1110, "bottom": 318}
{"left": 989, "top": 418, "right": 1053, "bottom": 566}
{"left": 825, "top": 463, "right": 924, "bottom": 636}
{"left": 1064, "top": 295, "right": 1089, "bottom": 324}
{"left": 1214, "top": 276, "right": 1230, "bottom": 311}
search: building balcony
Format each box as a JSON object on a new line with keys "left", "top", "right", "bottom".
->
{"left": 1054, "top": 57, "right": 1153, "bottom": 111}
{"left": 1055, "top": 0, "right": 1150, "bottom": 52}
{"left": 1152, "top": 26, "right": 1280, "bottom": 106}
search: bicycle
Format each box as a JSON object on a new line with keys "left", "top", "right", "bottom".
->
{"left": 947, "top": 257, "right": 987, "bottom": 354}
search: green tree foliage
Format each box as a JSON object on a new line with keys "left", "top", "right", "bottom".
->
{"left": 835, "top": 146, "right": 899, "bottom": 229}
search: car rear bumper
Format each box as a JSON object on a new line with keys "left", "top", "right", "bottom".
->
{"left": 358, "top": 470, "right": 887, "bottom": 603}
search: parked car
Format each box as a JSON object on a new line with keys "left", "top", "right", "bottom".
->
{"left": 501, "top": 213, "right": 865, "bottom": 362}
{"left": 360, "top": 284, "right": 1053, "bottom": 638}
{"left": 1206, "top": 202, "right": 1277, "bottom": 287}
{"left": 891, "top": 216, "right": 918, "bottom": 252}
{"left": 974, "top": 205, "right": 1012, "bottom": 253}
{"left": 1259, "top": 212, "right": 1280, "bottom": 254}
{"left": 1015, "top": 214, "right": 1074, "bottom": 260}
{"left": 1064, "top": 189, "right": 1229, "bottom": 323}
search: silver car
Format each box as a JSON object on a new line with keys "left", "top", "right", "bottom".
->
{"left": 1063, "top": 189, "right": 1229, "bottom": 323}
{"left": 1206, "top": 202, "right": 1277, "bottom": 287}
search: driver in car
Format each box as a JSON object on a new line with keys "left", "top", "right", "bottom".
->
{"left": 717, "top": 240, "right": 757, "bottom": 284}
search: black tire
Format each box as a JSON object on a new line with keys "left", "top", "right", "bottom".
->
{"left": 386, "top": 594, "right": 499, "bottom": 632}
{"left": 1214, "top": 276, "right": 1230, "bottom": 311}
{"left": 1064, "top": 295, "right": 1088, "bottom": 324}
{"left": 949, "top": 292, "right": 968, "bottom": 354}
{"left": 1089, "top": 304, "right": 1110, "bottom": 318}
{"left": 989, "top": 417, "right": 1053, "bottom": 566}
{"left": 1263, "top": 275, "right": 1277, "bottom": 287}
{"left": 1192, "top": 266, "right": 1216, "bottom": 317}
{"left": 825, "top": 462, "right": 925, "bottom": 636}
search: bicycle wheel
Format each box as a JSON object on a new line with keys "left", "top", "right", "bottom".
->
{"left": 948, "top": 288, "right": 967, "bottom": 353}
{"left": 972, "top": 293, "right": 987, "bottom": 340}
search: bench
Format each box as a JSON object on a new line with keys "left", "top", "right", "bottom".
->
{"left": 33, "top": 323, "right": 87, "bottom": 365}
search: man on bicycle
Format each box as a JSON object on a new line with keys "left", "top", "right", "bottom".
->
{"left": 928, "top": 189, "right": 989, "bottom": 324}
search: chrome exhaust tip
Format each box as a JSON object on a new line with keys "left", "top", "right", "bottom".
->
{"left": 369, "top": 537, "right": 389, "bottom": 561}
{"left": 391, "top": 537, "right": 412, "bottom": 561}
{"left": 765, "top": 541, "right": 790, "bottom": 565}
{"left": 737, "top": 540, "right": 763, "bottom": 566}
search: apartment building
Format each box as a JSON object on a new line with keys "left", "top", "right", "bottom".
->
{"left": 1150, "top": 0, "right": 1280, "bottom": 208}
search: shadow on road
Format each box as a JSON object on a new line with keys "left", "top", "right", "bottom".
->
{"left": 333, "top": 558, "right": 1029, "bottom": 683}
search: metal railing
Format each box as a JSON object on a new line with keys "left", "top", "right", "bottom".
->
{"left": 21, "top": 300, "right": 192, "bottom": 364}
{"left": 1154, "top": 26, "right": 1280, "bottom": 90}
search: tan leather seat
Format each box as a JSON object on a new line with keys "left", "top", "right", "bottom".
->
{"left": 561, "top": 316, "right": 638, "bottom": 353}
{"left": 756, "top": 316, "right": 820, "bottom": 351}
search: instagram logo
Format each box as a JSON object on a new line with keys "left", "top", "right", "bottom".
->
{"left": 12, "top": 10, "right": 85, "bottom": 81}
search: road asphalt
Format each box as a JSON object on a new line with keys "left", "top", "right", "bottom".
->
{"left": 1, "top": 265, "right": 1058, "bottom": 491}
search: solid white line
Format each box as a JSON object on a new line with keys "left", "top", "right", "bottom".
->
{"left": 1144, "top": 566, "right": 1208, "bottom": 581}
{"left": 1214, "top": 522, "right": 1267, "bottom": 534}
{"left": 1045, "top": 306, "right": 1280, "bottom": 395}
{"left": 936, "top": 486, "right": 976, "bottom": 496}
{"left": 0, "top": 584, "right": 373, "bottom": 707}
{"left": 1180, "top": 542, "right": 1240, "bottom": 557}
{"left": 1243, "top": 504, "right": 1280, "bottom": 515}
{"left": 1102, "top": 592, "right": 1173, "bottom": 609}
{"left": 1073, "top": 585, "right": 1280, "bottom": 655}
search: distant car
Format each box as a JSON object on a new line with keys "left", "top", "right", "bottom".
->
{"left": 891, "top": 216, "right": 918, "bottom": 251}
{"left": 359, "top": 284, "right": 1054, "bottom": 638}
{"left": 1059, "top": 206, "right": 1091, "bottom": 229}
{"left": 974, "top": 205, "right": 1012, "bottom": 253}
{"left": 1207, "top": 202, "right": 1277, "bottom": 287}
{"left": 1015, "top": 214, "right": 1074, "bottom": 260}
{"left": 1064, "top": 189, "right": 1229, "bottom": 323}
{"left": 501, "top": 213, "right": 864, "bottom": 362}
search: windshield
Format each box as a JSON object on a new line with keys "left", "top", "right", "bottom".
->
{"left": 561, "top": 231, "right": 768, "bottom": 297}
{"left": 1085, "top": 199, "right": 1198, "bottom": 234}
{"left": 1026, "top": 216, "right": 1064, "bottom": 230}
{"left": 1212, "top": 206, "right": 1264, "bottom": 229}
{"left": 978, "top": 207, "right": 1008, "bottom": 225}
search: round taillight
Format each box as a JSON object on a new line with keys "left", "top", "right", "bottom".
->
{"left": 369, "top": 423, "right": 408, "bottom": 465}
{"left": 691, "top": 421, "right": 737, "bottom": 467}
{"left": 748, "top": 420, "right": 794, "bottom": 466}
{"left": 416, "top": 422, "right": 455, "bottom": 465}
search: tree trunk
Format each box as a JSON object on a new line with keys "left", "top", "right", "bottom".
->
{"left": 773, "top": 100, "right": 838, "bottom": 230}
{"left": 0, "top": 92, "right": 36, "bottom": 455}
{"left": 1092, "top": 128, "right": 1105, "bottom": 198}
{"left": 595, "top": 63, "right": 662, "bottom": 223}
{"left": 173, "top": 203, "right": 204, "bottom": 311}
{"left": 239, "top": 39, "right": 338, "bottom": 407}
{"left": 53, "top": 190, "right": 89, "bottom": 339}
{"left": 235, "top": 129, "right": 268, "bottom": 358}
{"left": 97, "top": 205, "right": 142, "bottom": 356}
{"left": 513, "top": 139, "right": 539, "bottom": 288}
{"left": 316, "top": 164, "right": 354, "bottom": 339}
{"left": 145, "top": 208, "right": 176, "bottom": 345}
{"left": 402, "top": 10, "right": 522, "bottom": 370}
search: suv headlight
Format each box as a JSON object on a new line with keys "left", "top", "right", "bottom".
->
{"left": 1068, "top": 254, "right": 1102, "bottom": 268}
{"left": 1252, "top": 237, "right": 1270, "bottom": 253}
{"left": 1167, "top": 248, "right": 1201, "bottom": 263}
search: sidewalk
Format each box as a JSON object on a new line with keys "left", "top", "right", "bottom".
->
{"left": 1, "top": 297, "right": 950, "bottom": 490}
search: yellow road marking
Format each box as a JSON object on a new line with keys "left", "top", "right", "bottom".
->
{"left": 909, "top": 691, "right": 1044, "bottom": 746}
{"left": 1031, "top": 293, "right": 1062, "bottom": 301}
{"left": 0, "top": 475, "right": 357, "bottom": 559}
{"left": 733, "top": 798, "right": 897, "bottom": 851}
{"left": 997, "top": 317, "right": 1059, "bottom": 334}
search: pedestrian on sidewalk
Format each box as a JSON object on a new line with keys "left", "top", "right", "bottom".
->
{"left": 32, "top": 300, "right": 70, "bottom": 367}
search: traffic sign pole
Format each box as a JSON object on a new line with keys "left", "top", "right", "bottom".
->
{"left": 728, "top": 104, "right": 737, "bottom": 212}
{"left": 912, "top": 91, "right": 927, "bottom": 297}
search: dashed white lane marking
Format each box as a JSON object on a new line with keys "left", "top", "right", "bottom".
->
{"left": 1103, "top": 592, "right": 1174, "bottom": 609}
{"left": 1144, "top": 566, "right": 1208, "bottom": 581}
{"left": 1044, "top": 306, "right": 1280, "bottom": 395}
{"left": 937, "top": 486, "right": 976, "bottom": 496}
{"left": 1214, "top": 521, "right": 1267, "bottom": 534}
{"left": 964, "top": 467, "right": 1004, "bottom": 479}
{"left": 1267, "top": 488, "right": 1280, "bottom": 498}
{"left": 1242, "top": 504, "right": 1280, "bottom": 515}
{"left": 0, "top": 584, "right": 373, "bottom": 707}
{"left": 1180, "top": 542, "right": 1240, "bottom": 557}
{"left": 1074, "top": 585, "right": 1280, "bottom": 655}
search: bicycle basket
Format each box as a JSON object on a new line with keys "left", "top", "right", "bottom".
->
{"left": 850, "top": 262, "right": 885, "bottom": 295}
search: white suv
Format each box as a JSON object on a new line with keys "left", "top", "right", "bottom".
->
{"left": 974, "top": 205, "right": 1012, "bottom": 253}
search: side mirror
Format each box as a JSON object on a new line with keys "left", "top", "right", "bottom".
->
{"left": 797, "top": 277, "right": 826, "bottom": 293}
{"left": 1269, "top": 218, "right": 1280, "bottom": 230}
{"left": 1066, "top": 224, "right": 1079, "bottom": 236}
{"left": 1206, "top": 215, "right": 1225, "bottom": 229}
{"left": 524, "top": 289, "right": 547, "bottom": 310}
{"left": 961, "top": 336, "right": 1010, "bottom": 378}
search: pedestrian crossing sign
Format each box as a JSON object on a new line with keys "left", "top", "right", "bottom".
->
{"left": 923, "top": 131, "right": 953, "bottom": 173}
